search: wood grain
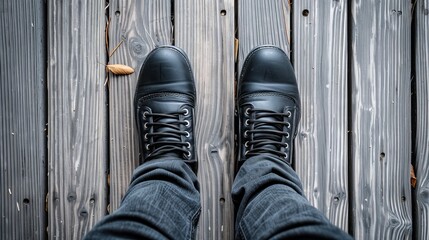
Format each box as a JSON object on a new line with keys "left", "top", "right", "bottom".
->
{"left": 238, "top": 0, "right": 291, "bottom": 74}
{"left": 108, "top": 0, "right": 171, "bottom": 212}
{"left": 350, "top": 0, "right": 412, "bottom": 238}
{"left": 293, "top": 0, "right": 349, "bottom": 231}
{"left": 175, "top": 0, "right": 235, "bottom": 239}
{"left": 414, "top": 1, "right": 429, "bottom": 239}
{"left": 0, "top": 0, "right": 47, "bottom": 239}
{"left": 47, "top": 1, "right": 107, "bottom": 238}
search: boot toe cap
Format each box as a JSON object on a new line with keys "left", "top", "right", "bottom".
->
{"left": 239, "top": 46, "right": 300, "bottom": 105}
{"left": 135, "top": 46, "right": 196, "bottom": 98}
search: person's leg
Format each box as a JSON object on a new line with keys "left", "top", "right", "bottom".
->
{"left": 234, "top": 46, "right": 352, "bottom": 239}
{"left": 232, "top": 155, "right": 351, "bottom": 239}
{"left": 85, "top": 159, "right": 200, "bottom": 239}
{"left": 85, "top": 46, "right": 200, "bottom": 239}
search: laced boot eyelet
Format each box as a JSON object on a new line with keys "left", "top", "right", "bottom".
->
{"left": 245, "top": 119, "right": 250, "bottom": 126}
{"left": 145, "top": 144, "right": 150, "bottom": 150}
{"left": 144, "top": 133, "right": 148, "bottom": 140}
{"left": 143, "top": 122, "right": 148, "bottom": 129}
{"left": 184, "top": 151, "right": 192, "bottom": 159}
{"left": 245, "top": 108, "right": 251, "bottom": 116}
{"left": 185, "top": 120, "right": 190, "bottom": 127}
{"left": 183, "top": 108, "right": 189, "bottom": 116}
{"left": 186, "top": 142, "right": 191, "bottom": 149}
{"left": 286, "top": 122, "right": 291, "bottom": 129}
{"left": 185, "top": 131, "right": 190, "bottom": 138}
{"left": 244, "top": 150, "right": 249, "bottom": 156}
{"left": 245, "top": 141, "right": 249, "bottom": 148}
{"left": 286, "top": 111, "right": 292, "bottom": 118}
{"left": 244, "top": 130, "right": 249, "bottom": 138}
{"left": 286, "top": 132, "right": 290, "bottom": 139}
{"left": 143, "top": 111, "right": 149, "bottom": 119}
{"left": 285, "top": 143, "right": 289, "bottom": 149}
{"left": 284, "top": 153, "right": 288, "bottom": 159}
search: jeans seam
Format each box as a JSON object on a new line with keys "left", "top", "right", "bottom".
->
{"left": 188, "top": 206, "right": 201, "bottom": 240}
{"left": 238, "top": 221, "right": 249, "bottom": 240}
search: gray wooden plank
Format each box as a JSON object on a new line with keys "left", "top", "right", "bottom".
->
{"left": 0, "top": 0, "right": 47, "bottom": 239}
{"left": 293, "top": 0, "right": 349, "bottom": 231}
{"left": 47, "top": 1, "right": 107, "bottom": 238}
{"left": 175, "top": 0, "right": 235, "bottom": 239}
{"left": 238, "top": 0, "right": 291, "bottom": 74}
{"left": 414, "top": 1, "right": 429, "bottom": 239}
{"left": 351, "top": 0, "right": 412, "bottom": 238}
{"left": 108, "top": 0, "right": 172, "bottom": 212}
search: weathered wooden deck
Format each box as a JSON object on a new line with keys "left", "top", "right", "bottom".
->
{"left": 1, "top": 0, "right": 428, "bottom": 239}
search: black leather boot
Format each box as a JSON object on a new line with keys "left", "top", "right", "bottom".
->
{"left": 237, "top": 46, "right": 301, "bottom": 167}
{"left": 134, "top": 46, "right": 197, "bottom": 172}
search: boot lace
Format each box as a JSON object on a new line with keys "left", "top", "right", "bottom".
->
{"left": 142, "top": 109, "right": 191, "bottom": 160}
{"left": 244, "top": 108, "right": 292, "bottom": 160}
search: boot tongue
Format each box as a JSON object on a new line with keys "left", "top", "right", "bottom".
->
{"left": 144, "top": 97, "right": 191, "bottom": 158}
{"left": 151, "top": 113, "right": 181, "bottom": 158}
{"left": 247, "top": 94, "right": 295, "bottom": 152}
{"left": 253, "top": 118, "right": 281, "bottom": 152}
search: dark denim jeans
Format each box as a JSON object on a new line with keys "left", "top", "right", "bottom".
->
{"left": 85, "top": 155, "right": 352, "bottom": 239}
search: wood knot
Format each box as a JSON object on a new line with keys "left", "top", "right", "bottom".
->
{"left": 332, "top": 192, "right": 346, "bottom": 204}
{"left": 129, "top": 37, "right": 149, "bottom": 59}
{"left": 419, "top": 189, "right": 429, "bottom": 203}
{"left": 80, "top": 209, "right": 88, "bottom": 218}
{"left": 67, "top": 193, "right": 76, "bottom": 202}
{"left": 391, "top": 9, "right": 402, "bottom": 15}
